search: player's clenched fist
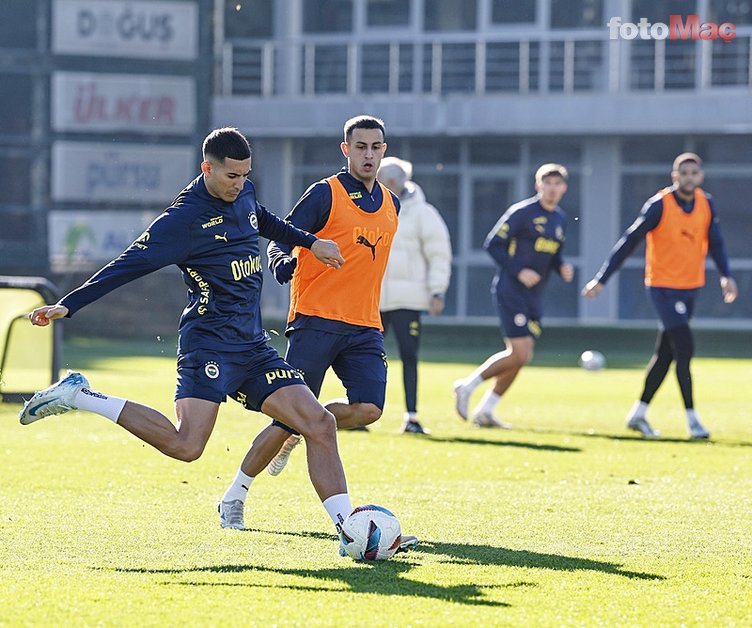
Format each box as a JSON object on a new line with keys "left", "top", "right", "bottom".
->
{"left": 28, "top": 304, "right": 69, "bottom": 326}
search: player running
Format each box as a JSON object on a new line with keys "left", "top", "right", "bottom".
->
{"left": 452, "top": 164, "right": 574, "bottom": 428}
{"left": 19, "top": 127, "right": 356, "bottom": 551}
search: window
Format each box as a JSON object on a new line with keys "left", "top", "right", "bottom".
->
{"left": 424, "top": 0, "right": 477, "bottom": 31}
{"left": 224, "top": 0, "right": 274, "bottom": 38}
{"left": 1, "top": 155, "right": 32, "bottom": 205}
{"left": 710, "top": 0, "right": 752, "bottom": 24}
{"left": 471, "top": 177, "right": 515, "bottom": 250}
{"left": 491, "top": 0, "right": 536, "bottom": 24}
{"left": 551, "top": 0, "right": 602, "bottom": 29}
{"left": 313, "top": 45, "right": 348, "bottom": 93}
{"left": 0, "top": 74, "right": 32, "bottom": 134}
{"left": 631, "top": 0, "right": 695, "bottom": 23}
{"left": 0, "top": 0, "right": 37, "bottom": 49}
{"left": 303, "top": 0, "right": 353, "bottom": 33}
{"left": 367, "top": 0, "right": 410, "bottom": 26}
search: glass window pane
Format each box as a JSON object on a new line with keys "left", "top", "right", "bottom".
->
{"left": 621, "top": 137, "right": 685, "bottom": 165}
{"left": 492, "top": 0, "right": 536, "bottom": 23}
{"left": 410, "top": 138, "right": 461, "bottom": 165}
{"left": 709, "top": 0, "right": 752, "bottom": 24}
{"left": 712, "top": 37, "right": 751, "bottom": 86}
{"left": 367, "top": 0, "right": 410, "bottom": 26}
{"left": 440, "top": 43, "right": 476, "bottom": 93}
{"left": 0, "top": 74, "right": 32, "bottom": 133}
{"left": 469, "top": 138, "right": 520, "bottom": 164}
{"left": 0, "top": 208, "right": 34, "bottom": 241}
{"left": 466, "top": 265, "right": 497, "bottom": 316}
{"left": 314, "top": 45, "right": 348, "bottom": 93}
{"left": 0, "top": 0, "right": 37, "bottom": 49}
{"left": 664, "top": 40, "right": 696, "bottom": 89}
{"left": 303, "top": 0, "right": 353, "bottom": 33}
{"left": 551, "top": 0, "right": 602, "bottom": 29}
{"left": 1, "top": 156, "right": 32, "bottom": 204}
{"left": 413, "top": 172, "right": 459, "bottom": 242}
{"left": 362, "top": 44, "right": 391, "bottom": 92}
{"left": 530, "top": 140, "right": 581, "bottom": 165}
{"left": 693, "top": 136, "right": 752, "bottom": 163}
{"left": 620, "top": 173, "right": 668, "bottom": 231}
{"left": 542, "top": 267, "right": 579, "bottom": 318}
{"left": 471, "top": 177, "right": 515, "bottom": 249}
{"left": 224, "top": 0, "right": 274, "bottom": 38}
{"left": 486, "top": 42, "right": 521, "bottom": 92}
{"left": 701, "top": 176, "right": 752, "bottom": 259}
{"left": 632, "top": 0, "right": 697, "bottom": 22}
{"left": 424, "top": 0, "right": 477, "bottom": 31}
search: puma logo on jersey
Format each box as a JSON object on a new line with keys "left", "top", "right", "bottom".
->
{"left": 356, "top": 235, "right": 383, "bottom": 260}
{"left": 215, "top": 232, "right": 228, "bottom": 242}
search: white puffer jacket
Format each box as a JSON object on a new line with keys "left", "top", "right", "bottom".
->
{"left": 380, "top": 182, "right": 452, "bottom": 312}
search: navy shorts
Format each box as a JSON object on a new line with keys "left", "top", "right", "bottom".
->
{"left": 285, "top": 327, "right": 387, "bottom": 409}
{"left": 176, "top": 345, "right": 305, "bottom": 411}
{"left": 648, "top": 287, "right": 697, "bottom": 330}
{"left": 495, "top": 283, "right": 542, "bottom": 339}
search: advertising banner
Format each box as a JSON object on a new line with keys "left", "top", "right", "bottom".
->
{"left": 52, "top": 72, "right": 196, "bottom": 134}
{"left": 52, "top": 0, "right": 198, "bottom": 60}
{"left": 52, "top": 141, "right": 196, "bottom": 203}
{"left": 48, "top": 210, "right": 156, "bottom": 270}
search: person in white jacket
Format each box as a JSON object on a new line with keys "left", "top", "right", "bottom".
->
{"left": 378, "top": 157, "right": 452, "bottom": 434}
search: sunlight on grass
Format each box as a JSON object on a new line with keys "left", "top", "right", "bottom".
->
{"left": 1, "top": 340, "right": 751, "bottom": 626}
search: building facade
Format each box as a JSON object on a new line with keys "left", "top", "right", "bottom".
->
{"left": 213, "top": 0, "right": 752, "bottom": 327}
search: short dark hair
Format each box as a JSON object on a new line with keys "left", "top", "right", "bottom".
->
{"left": 202, "top": 127, "right": 251, "bottom": 162}
{"left": 343, "top": 115, "right": 386, "bottom": 142}
{"left": 672, "top": 152, "right": 702, "bottom": 171}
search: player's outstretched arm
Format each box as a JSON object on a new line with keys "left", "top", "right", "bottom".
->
{"left": 28, "top": 304, "right": 69, "bottom": 327}
{"left": 310, "top": 239, "right": 345, "bottom": 269}
{"left": 721, "top": 276, "right": 738, "bottom": 304}
{"left": 581, "top": 279, "right": 604, "bottom": 298}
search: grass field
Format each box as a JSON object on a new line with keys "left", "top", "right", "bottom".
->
{"left": 1, "top": 335, "right": 751, "bottom": 627}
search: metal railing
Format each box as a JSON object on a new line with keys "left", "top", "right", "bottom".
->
{"left": 219, "top": 31, "right": 752, "bottom": 97}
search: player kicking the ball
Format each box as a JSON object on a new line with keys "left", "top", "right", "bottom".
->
{"left": 19, "top": 128, "right": 356, "bottom": 552}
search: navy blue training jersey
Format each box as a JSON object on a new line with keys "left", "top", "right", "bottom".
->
{"left": 484, "top": 195, "right": 567, "bottom": 297}
{"left": 60, "top": 175, "right": 316, "bottom": 354}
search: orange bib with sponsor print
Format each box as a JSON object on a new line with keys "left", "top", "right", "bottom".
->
{"left": 645, "top": 188, "right": 711, "bottom": 289}
{"left": 288, "top": 176, "right": 398, "bottom": 329}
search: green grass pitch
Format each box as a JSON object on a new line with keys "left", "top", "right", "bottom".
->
{"left": 1, "top": 336, "right": 751, "bottom": 626}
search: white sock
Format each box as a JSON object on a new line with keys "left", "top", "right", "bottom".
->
{"left": 74, "top": 388, "right": 127, "bottom": 423}
{"left": 404, "top": 412, "right": 418, "bottom": 422}
{"left": 627, "top": 400, "right": 649, "bottom": 420}
{"left": 460, "top": 373, "right": 484, "bottom": 393}
{"left": 323, "top": 492, "right": 353, "bottom": 531}
{"left": 474, "top": 390, "right": 501, "bottom": 416}
{"left": 222, "top": 469, "right": 254, "bottom": 503}
{"left": 686, "top": 408, "right": 701, "bottom": 424}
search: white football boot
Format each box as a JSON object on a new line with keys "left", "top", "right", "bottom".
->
{"left": 267, "top": 434, "right": 302, "bottom": 476}
{"left": 218, "top": 499, "right": 245, "bottom": 530}
{"left": 19, "top": 371, "right": 89, "bottom": 425}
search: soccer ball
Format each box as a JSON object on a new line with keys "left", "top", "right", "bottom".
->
{"left": 339, "top": 504, "right": 402, "bottom": 561}
{"left": 579, "top": 350, "right": 606, "bottom": 371}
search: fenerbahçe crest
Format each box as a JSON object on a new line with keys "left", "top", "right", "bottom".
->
{"left": 204, "top": 361, "right": 220, "bottom": 379}
{"left": 249, "top": 212, "right": 258, "bottom": 229}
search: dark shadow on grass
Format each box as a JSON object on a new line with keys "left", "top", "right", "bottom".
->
{"left": 427, "top": 435, "right": 580, "bottom": 453}
{"left": 525, "top": 427, "right": 752, "bottom": 448}
{"left": 111, "top": 559, "right": 509, "bottom": 607}
{"left": 113, "top": 530, "right": 663, "bottom": 587}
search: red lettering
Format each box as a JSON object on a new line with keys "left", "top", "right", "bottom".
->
{"left": 669, "top": 14, "right": 700, "bottom": 40}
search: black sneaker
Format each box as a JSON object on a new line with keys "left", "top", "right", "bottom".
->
{"left": 401, "top": 420, "right": 430, "bottom": 435}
